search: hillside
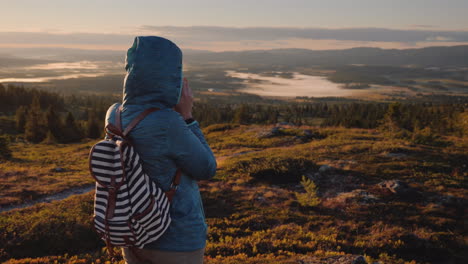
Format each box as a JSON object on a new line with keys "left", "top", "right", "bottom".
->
{"left": 185, "top": 46, "right": 468, "bottom": 67}
{"left": 2, "top": 46, "right": 468, "bottom": 101}
{"left": 4, "top": 45, "right": 468, "bottom": 68}
{"left": 0, "top": 124, "right": 466, "bottom": 263}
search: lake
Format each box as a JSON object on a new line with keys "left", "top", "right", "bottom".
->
{"left": 0, "top": 61, "right": 123, "bottom": 83}
{"left": 226, "top": 71, "right": 362, "bottom": 97}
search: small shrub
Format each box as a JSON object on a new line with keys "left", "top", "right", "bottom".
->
{"left": 411, "top": 127, "right": 440, "bottom": 145}
{"left": 0, "top": 136, "right": 12, "bottom": 159}
{"left": 203, "top": 123, "right": 239, "bottom": 134}
{"left": 225, "top": 155, "right": 318, "bottom": 184}
{"left": 296, "top": 176, "right": 320, "bottom": 207}
{"left": 0, "top": 193, "right": 101, "bottom": 261}
{"left": 42, "top": 131, "right": 58, "bottom": 144}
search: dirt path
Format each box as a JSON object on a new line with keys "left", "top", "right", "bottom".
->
{"left": 0, "top": 184, "right": 95, "bottom": 213}
{"left": 0, "top": 148, "right": 257, "bottom": 214}
{"left": 0, "top": 146, "right": 294, "bottom": 214}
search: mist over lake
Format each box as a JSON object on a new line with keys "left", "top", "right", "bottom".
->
{"left": 227, "top": 71, "right": 363, "bottom": 97}
{"left": 0, "top": 60, "right": 124, "bottom": 83}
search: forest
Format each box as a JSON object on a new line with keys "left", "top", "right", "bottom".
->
{"left": 1, "top": 84, "right": 466, "bottom": 143}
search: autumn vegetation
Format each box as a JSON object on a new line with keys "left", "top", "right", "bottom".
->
{"left": 0, "top": 84, "right": 466, "bottom": 263}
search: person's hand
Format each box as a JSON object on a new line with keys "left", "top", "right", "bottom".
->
{"left": 174, "top": 78, "right": 193, "bottom": 120}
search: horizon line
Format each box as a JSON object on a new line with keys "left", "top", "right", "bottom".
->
{"left": 1, "top": 43, "right": 468, "bottom": 54}
{"left": 2, "top": 25, "right": 468, "bottom": 35}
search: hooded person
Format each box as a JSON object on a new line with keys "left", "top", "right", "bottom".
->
{"left": 105, "top": 36, "right": 217, "bottom": 264}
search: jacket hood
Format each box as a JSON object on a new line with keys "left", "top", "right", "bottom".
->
{"left": 123, "top": 36, "right": 183, "bottom": 109}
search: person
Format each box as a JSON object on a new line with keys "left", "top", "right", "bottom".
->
{"left": 105, "top": 36, "right": 217, "bottom": 264}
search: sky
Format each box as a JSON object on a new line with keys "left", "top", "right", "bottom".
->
{"left": 1, "top": 0, "right": 468, "bottom": 51}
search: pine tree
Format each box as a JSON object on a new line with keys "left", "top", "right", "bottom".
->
{"left": 233, "top": 105, "right": 250, "bottom": 124}
{"left": 24, "top": 110, "right": 43, "bottom": 142}
{"left": 43, "top": 130, "right": 58, "bottom": 144}
{"left": 86, "top": 112, "right": 102, "bottom": 139}
{"left": 0, "top": 84, "right": 5, "bottom": 113}
{"left": 381, "top": 102, "right": 403, "bottom": 134}
{"left": 62, "top": 112, "right": 83, "bottom": 143}
{"left": 45, "top": 106, "right": 62, "bottom": 140}
{"left": 296, "top": 176, "right": 320, "bottom": 207}
{"left": 15, "top": 106, "right": 27, "bottom": 132}
{"left": 267, "top": 109, "right": 278, "bottom": 124}
{"left": 24, "top": 96, "right": 46, "bottom": 142}
{"left": 0, "top": 136, "right": 12, "bottom": 160}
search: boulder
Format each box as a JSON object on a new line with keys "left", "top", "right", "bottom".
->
{"left": 303, "top": 129, "right": 313, "bottom": 137}
{"left": 258, "top": 126, "right": 283, "bottom": 138}
{"left": 383, "top": 152, "right": 408, "bottom": 159}
{"left": 324, "top": 189, "right": 379, "bottom": 207}
{"left": 277, "top": 122, "right": 295, "bottom": 126}
{"left": 378, "top": 180, "right": 409, "bottom": 194}
{"left": 377, "top": 180, "right": 420, "bottom": 200}
{"left": 52, "top": 167, "right": 66, "bottom": 173}
{"left": 298, "top": 255, "right": 368, "bottom": 264}
{"left": 302, "top": 129, "right": 326, "bottom": 140}
{"left": 319, "top": 165, "right": 333, "bottom": 173}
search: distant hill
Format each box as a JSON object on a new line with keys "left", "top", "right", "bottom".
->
{"left": 185, "top": 45, "right": 468, "bottom": 67}
{"left": 0, "top": 48, "right": 124, "bottom": 64}
{"left": 0, "top": 54, "right": 55, "bottom": 68}
{"left": 2, "top": 45, "right": 468, "bottom": 68}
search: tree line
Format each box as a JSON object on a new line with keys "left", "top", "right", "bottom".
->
{"left": 194, "top": 102, "right": 467, "bottom": 137}
{"left": 1, "top": 85, "right": 466, "bottom": 145}
{"left": 0, "top": 84, "right": 64, "bottom": 114}
{"left": 1, "top": 85, "right": 109, "bottom": 143}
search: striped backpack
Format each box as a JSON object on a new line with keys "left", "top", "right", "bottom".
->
{"left": 89, "top": 106, "right": 181, "bottom": 249}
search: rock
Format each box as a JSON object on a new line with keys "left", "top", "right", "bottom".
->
{"left": 277, "top": 122, "right": 295, "bottom": 126}
{"left": 299, "top": 255, "right": 368, "bottom": 264}
{"left": 377, "top": 180, "right": 420, "bottom": 200}
{"left": 359, "top": 192, "right": 379, "bottom": 204}
{"left": 327, "top": 189, "right": 379, "bottom": 205}
{"left": 305, "top": 172, "right": 320, "bottom": 182}
{"left": 258, "top": 127, "right": 283, "bottom": 138}
{"left": 438, "top": 195, "right": 463, "bottom": 206}
{"left": 232, "top": 150, "right": 257, "bottom": 157}
{"left": 271, "top": 127, "right": 281, "bottom": 134}
{"left": 352, "top": 256, "right": 367, "bottom": 264}
{"left": 52, "top": 167, "right": 65, "bottom": 173}
{"left": 300, "top": 129, "right": 314, "bottom": 142}
{"left": 303, "top": 129, "right": 326, "bottom": 140}
{"left": 319, "top": 165, "right": 332, "bottom": 173}
{"left": 383, "top": 152, "right": 408, "bottom": 159}
{"left": 378, "top": 180, "right": 409, "bottom": 194}
{"left": 303, "top": 129, "right": 313, "bottom": 137}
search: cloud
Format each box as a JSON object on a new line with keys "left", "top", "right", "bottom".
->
{"left": 425, "top": 36, "right": 454, "bottom": 42}
{"left": 139, "top": 26, "right": 468, "bottom": 43}
{"left": 408, "top": 24, "right": 437, "bottom": 29}
{"left": 179, "top": 38, "right": 468, "bottom": 52}
{"left": 0, "top": 32, "right": 133, "bottom": 48}
{"left": 1, "top": 27, "right": 468, "bottom": 52}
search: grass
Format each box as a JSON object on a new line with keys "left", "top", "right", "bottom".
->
{"left": 0, "top": 141, "right": 95, "bottom": 206}
{"left": 0, "top": 124, "right": 467, "bottom": 263}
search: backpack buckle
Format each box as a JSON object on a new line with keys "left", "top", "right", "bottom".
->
{"left": 170, "top": 183, "right": 179, "bottom": 191}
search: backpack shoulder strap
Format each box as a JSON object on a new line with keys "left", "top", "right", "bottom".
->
{"left": 115, "top": 106, "right": 183, "bottom": 201}
{"left": 115, "top": 106, "right": 160, "bottom": 137}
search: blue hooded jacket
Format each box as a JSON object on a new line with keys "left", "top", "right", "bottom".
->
{"left": 105, "top": 36, "right": 217, "bottom": 251}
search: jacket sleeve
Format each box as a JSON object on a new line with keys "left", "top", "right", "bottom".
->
{"left": 104, "top": 103, "right": 121, "bottom": 138}
{"left": 167, "top": 116, "right": 217, "bottom": 180}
